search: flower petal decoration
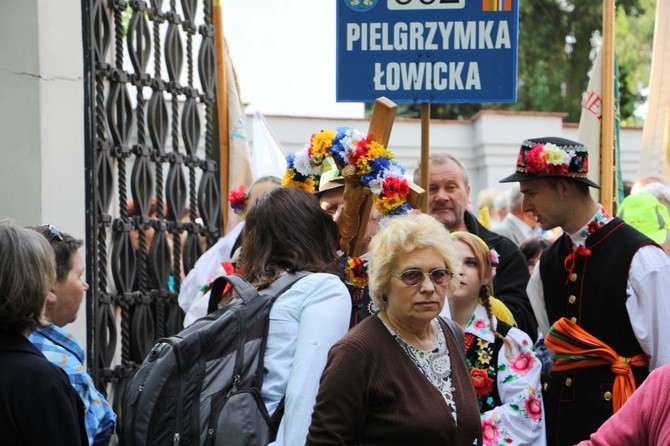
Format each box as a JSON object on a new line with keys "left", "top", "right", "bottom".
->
{"left": 500, "top": 137, "right": 599, "bottom": 188}
{"left": 228, "top": 184, "right": 248, "bottom": 216}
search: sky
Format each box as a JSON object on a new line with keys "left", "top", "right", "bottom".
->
{"left": 221, "top": 1, "right": 365, "bottom": 118}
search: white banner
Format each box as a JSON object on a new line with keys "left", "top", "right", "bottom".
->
{"left": 577, "top": 43, "right": 603, "bottom": 194}
{"left": 638, "top": 1, "right": 670, "bottom": 178}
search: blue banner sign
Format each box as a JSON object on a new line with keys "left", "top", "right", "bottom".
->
{"left": 337, "top": 0, "right": 519, "bottom": 103}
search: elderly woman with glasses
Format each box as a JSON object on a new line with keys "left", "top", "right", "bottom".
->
{"left": 307, "top": 213, "right": 482, "bottom": 445}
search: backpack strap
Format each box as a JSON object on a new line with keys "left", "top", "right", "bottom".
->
{"left": 207, "top": 272, "right": 311, "bottom": 314}
{"left": 206, "top": 271, "right": 311, "bottom": 442}
{"left": 208, "top": 274, "right": 258, "bottom": 314}
{"left": 258, "top": 271, "right": 311, "bottom": 301}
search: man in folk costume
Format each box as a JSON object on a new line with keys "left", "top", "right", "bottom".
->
{"left": 500, "top": 136, "right": 670, "bottom": 445}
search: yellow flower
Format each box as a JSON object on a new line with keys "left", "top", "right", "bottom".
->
{"left": 283, "top": 176, "right": 315, "bottom": 193}
{"left": 281, "top": 169, "right": 295, "bottom": 186}
{"left": 346, "top": 272, "right": 368, "bottom": 288}
{"left": 368, "top": 141, "right": 392, "bottom": 160}
{"left": 478, "top": 350, "right": 492, "bottom": 365}
{"left": 374, "top": 194, "right": 404, "bottom": 212}
{"left": 355, "top": 156, "right": 373, "bottom": 174}
{"left": 311, "top": 130, "right": 337, "bottom": 159}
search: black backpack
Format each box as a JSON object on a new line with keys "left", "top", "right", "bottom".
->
{"left": 121, "top": 272, "right": 309, "bottom": 446}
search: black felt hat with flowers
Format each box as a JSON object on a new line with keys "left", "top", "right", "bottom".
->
{"left": 499, "top": 136, "right": 600, "bottom": 188}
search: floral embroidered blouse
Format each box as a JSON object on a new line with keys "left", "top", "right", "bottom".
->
{"left": 465, "top": 304, "right": 547, "bottom": 446}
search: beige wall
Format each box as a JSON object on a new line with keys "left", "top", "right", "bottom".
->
{"left": 0, "top": 0, "right": 42, "bottom": 225}
{"left": 0, "top": 0, "right": 87, "bottom": 342}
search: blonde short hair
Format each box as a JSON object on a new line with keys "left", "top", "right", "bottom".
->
{"left": 367, "top": 213, "right": 457, "bottom": 309}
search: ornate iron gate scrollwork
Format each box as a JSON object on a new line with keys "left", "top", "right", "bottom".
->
{"left": 82, "top": 0, "right": 222, "bottom": 429}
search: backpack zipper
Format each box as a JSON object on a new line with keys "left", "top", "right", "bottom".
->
{"left": 162, "top": 338, "right": 184, "bottom": 444}
{"left": 192, "top": 331, "right": 207, "bottom": 444}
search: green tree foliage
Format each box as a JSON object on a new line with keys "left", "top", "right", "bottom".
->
{"left": 615, "top": 0, "right": 655, "bottom": 125}
{"left": 376, "top": 0, "right": 655, "bottom": 124}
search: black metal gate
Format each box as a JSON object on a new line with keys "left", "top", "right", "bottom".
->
{"left": 81, "top": 0, "right": 222, "bottom": 426}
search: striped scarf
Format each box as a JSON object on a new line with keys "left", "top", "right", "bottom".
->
{"left": 544, "top": 317, "right": 648, "bottom": 412}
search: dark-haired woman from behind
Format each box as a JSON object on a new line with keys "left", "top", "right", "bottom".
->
{"left": 519, "top": 236, "right": 550, "bottom": 276}
{"left": 239, "top": 187, "right": 351, "bottom": 445}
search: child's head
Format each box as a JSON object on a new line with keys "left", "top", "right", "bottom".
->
{"left": 450, "top": 231, "right": 496, "bottom": 300}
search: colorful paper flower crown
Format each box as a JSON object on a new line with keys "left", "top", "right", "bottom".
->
{"left": 282, "top": 127, "right": 413, "bottom": 218}
{"left": 500, "top": 137, "right": 600, "bottom": 188}
{"left": 283, "top": 127, "right": 414, "bottom": 289}
{"left": 520, "top": 140, "right": 588, "bottom": 178}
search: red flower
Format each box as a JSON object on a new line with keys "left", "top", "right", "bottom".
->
{"left": 350, "top": 257, "right": 364, "bottom": 276}
{"left": 582, "top": 155, "right": 589, "bottom": 173}
{"left": 350, "top": 138, "right": 370, "bottom": 165}
{"left": 524, "top": 394, "right": 543, "bottom": 421}
{"left": 228, "top": 184, "right": 247, "bottom": 215}
{"left": 383, "top": 176, "right": 409, "bottom": 198}
{"left": 547, "top": 162, "right": 569, "bottom": 176}
{"left": 471, "top": 367, "right": 494, "bottom": 396}
{"left": 481, "top": 418, "right": 501, "bottom": 445}
{"left": 473, "top": 319, "right": 487, "bottom": 330}
{"left": 228, "top": 184, "right": 245, "bottom": 201}
{"left": 524, "top": 144, "right": 548, "bottom": 174}
{"left": 510, "top": 350, "right": 535, "bottom": 374}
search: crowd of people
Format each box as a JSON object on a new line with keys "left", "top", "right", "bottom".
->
{"left": 3, "top": 133, "right": 670, "bottom": 445}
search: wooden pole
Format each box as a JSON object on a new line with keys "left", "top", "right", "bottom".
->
{"left": 345, "top": 98, "right": 397, "bottom": 257}
{"left": 600, "top": 0, "right": 615, "bottom": 214}
{"left": 420, "top": 103, "right": 430, "bottom": 214}
{"left": 212, "top": 0, "right": 230, "bottom": 229}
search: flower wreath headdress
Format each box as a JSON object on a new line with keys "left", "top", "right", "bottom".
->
{"left": 283, "top": 127, "right": 413, "bottom": 288}
{"left": 283, "top": 127, "right": 412, "bottom": 217}
{"left": 500, "top": 136, "right": 600, "bottom": 189}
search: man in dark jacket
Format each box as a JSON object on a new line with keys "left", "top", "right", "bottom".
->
{"left": 414, "top": 153, "right": 538, "bottom": 341}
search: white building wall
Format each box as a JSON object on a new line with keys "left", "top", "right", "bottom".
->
{"left": 0, "top": 0, "right": 87, "bottom": 342}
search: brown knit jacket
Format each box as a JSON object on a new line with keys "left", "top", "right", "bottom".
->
{"left": 307, "top": 315, "right": 482, "bottom": 445}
